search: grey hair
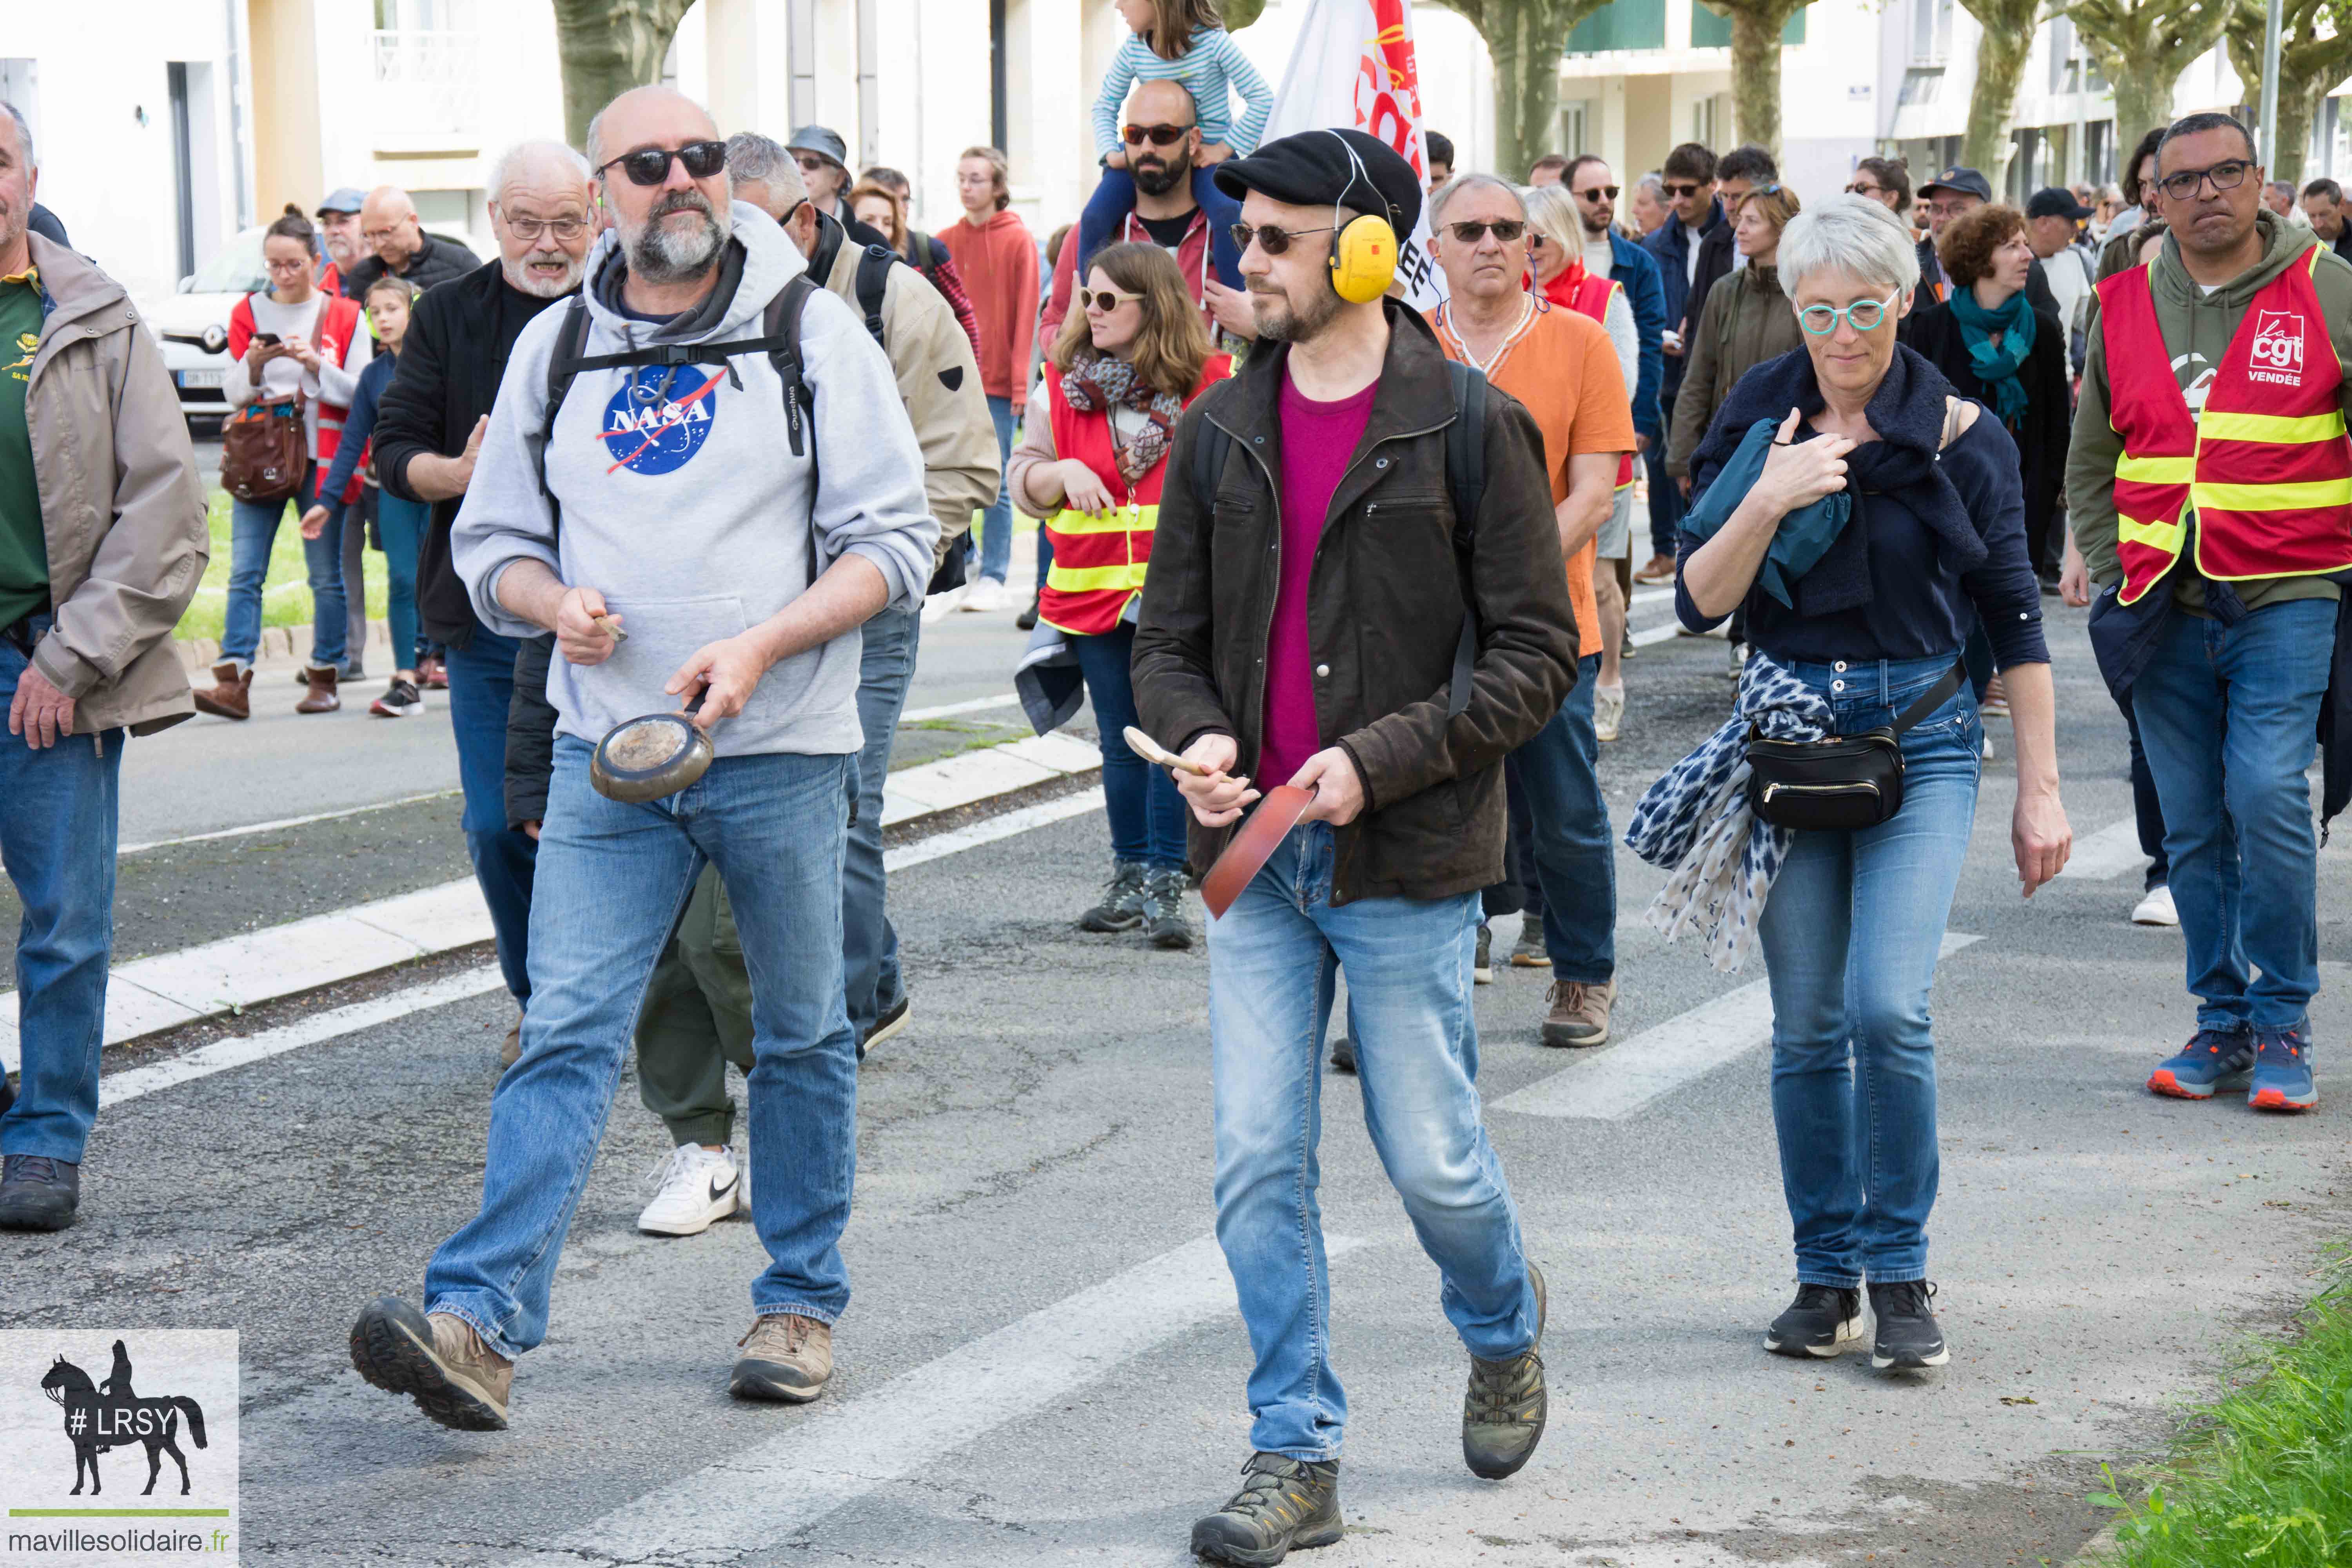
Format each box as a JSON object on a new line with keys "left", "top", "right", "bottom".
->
{"left": 489, "top": 138, "right": 589, "bottom": 202}
{"left": 1428, "top": 173, "right": 1526, "bottom": 226}
{"left": 0, "top": 102, "right": 30, "bottom": 168}
{"left": 724, "top": 132, "right": 789, "bottom": 185}
{"left": 1636, "top": 171, "right": 1665, "bottom": 201}
{"left": 1777, "top": 192, "right": 1921, "bottom": 297}
{"left": 1519, "top": 181, "right": 1582, "bottom": 254}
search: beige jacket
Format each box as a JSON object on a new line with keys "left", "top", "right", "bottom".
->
{"left": 23, "top": 234, "right": 209, "bottom": 734}
{"left": 815, "top": 233, "right": 999, "bottom": 569}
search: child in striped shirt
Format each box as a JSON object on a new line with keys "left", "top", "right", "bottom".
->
{"left": 1081, "top": 0, "right": 1274, "bottom": 292}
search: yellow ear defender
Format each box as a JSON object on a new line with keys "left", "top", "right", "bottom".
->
{"left": 1324, "top": 129, "right": 1399, "bottom": 304}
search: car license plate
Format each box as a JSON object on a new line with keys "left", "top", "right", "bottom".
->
{"left": 179, "top": 369, "right": 226, "bottom": 389}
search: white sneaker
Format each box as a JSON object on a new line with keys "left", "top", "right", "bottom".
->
{"left": 1593, "top": 682, "right": 1625, "bottom": 743}
{"left": 2131, "top": 884, "right": 2179, "bottom": 927}
{"left": 959, "top": 577, "right": 1009, "bottom": 613}
{"left": 637, "top": 1144, "right": 745, "bottom": 1236}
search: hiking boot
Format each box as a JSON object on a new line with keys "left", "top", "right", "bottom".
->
{"left": 1079, "top": 860, "right": 1149, "bottom": 933}
{"left": 349, "top": 1296, "right": 512, "bottom": 1430}
{"left": 1144, "top": 866, "right": 1196, "bottom": 950}
{"left": 501, "top": 1016, "right": 523, "bottom": 1067}
{"left": 1328, "top": 1036, "right": 1356, "bottom": 1074}
{"left": 1541, "top": 979, "right": 1616, "bottom": 1049}
{"left": 1189, "top": 1452, "right": 1342, "bottom": 1565}
{"left": 0, "top": 1153, "right": 80, "bottom": 1230}
{"left": 730, "top": 1312, "right": 833, "bottom": 1403}
{"left": 370, "top": 678, "right": 424, "bottom": 717}
{"left": 1634, "top": 552, "right": 1676, "bottom": 585}
{"left": 1474, "top": 923, "right": 1494, "bottom": 984}
{"left": 191, "top": 661, "right": 252, "bottom": 721}
{"left": 1463, "top": 1261, "right": 1546, "bottom": 1479}
{"left": 1764, "top": 1282, "right": 1864, "bottom": 1358}
{"left": 1867, "top": 1280, "right": 1948, "bottom": 1370}
{"left": 2249, "top": 1027, "right": 2318, "bottom": 1112}
{"left": 2147, "top": 1025, "right": 2255, "bottom": 1100}
{"left": 295, "top": 664, "right": 341, "bottom": 714}
{"left": 1510, "top": 930, "right": 1551, "bottom": 968}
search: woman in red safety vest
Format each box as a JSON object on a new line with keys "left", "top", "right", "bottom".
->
{"left": 1008, "top": 243, "right": 1230, "bottom": 950}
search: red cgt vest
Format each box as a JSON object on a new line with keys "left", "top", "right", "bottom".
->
{"left": 1543, "top": 265, "right": 1636, "bottom": 490}
{"left": 2099, "top": 242, "right": 2352, "bottom": 604}
{"left": 1040, "top": 353, "right": 1231, "bottom": 637}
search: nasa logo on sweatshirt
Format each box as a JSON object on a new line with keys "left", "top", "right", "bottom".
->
{"left": 599, "top": 367, "right": 719, "bottom": 476}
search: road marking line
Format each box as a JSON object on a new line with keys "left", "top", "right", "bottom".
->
{"left": 1495, "top": 932, "right": 1983, "bottom": 1120}
{"left": 2058, "top": 815, "right": 2145, "bottom": 880}
{"left": 1629, "top": 586, "right": 1674, "bottom": 605}
{"left": 899, "top": 693, "right": 1020, "bottom": 723}
{"left": 886, "top": 789, "right": 1106, "bottom": 873}
{"left": 117, "top": 790, "right": 459, "bottom": 855}
{"left": 504, "top": 1233, "right": 1364, "bottom": 1568}
{"left": 96, "top": 965, "right": 509, "bottom": 1109}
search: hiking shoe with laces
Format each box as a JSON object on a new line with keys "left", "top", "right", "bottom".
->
{"left": 1541, "top": 979, "right": 1616, "bottom": 1048}
{"left": 1510, "top": 930, "right": 1551, "bottom": 968}
{"left": 1079, "top": 860, "right": 1149, "bottom": 933}
{"left": 730, "top": 1312, "right": 833, "bottom": 1403}
{"left": 2148, "top": 1026, "right": 2255, "bottom": 1100}
{"left": 0, "top": 1153, "right": 79, "bottom": 1230}
{"left": 2249, "top": 1027, "right": 2318, "bottom": 1112}
{"left": 1189, "top": 1452, "right": 1341, "bottom": 1565}
{"left": 1463, "top": 1262, "right": 1546, "bottom": 1480}
{"left": 1867, "top": 1280, "right": 1948, "bottom": 1370}
{"left": 1144, "top": 866, "right": 1196, "bottom": 950}
{"left": 1764, "top": 1283, "right": 1864, "bottom": 1358}
{"left": 349, "top": 1296, "right": 512, "bottom": 1430}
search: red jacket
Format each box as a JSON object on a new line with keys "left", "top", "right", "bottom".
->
{"left": 1043, "top": 209, "right": 1218, "bottom": 342}
{"left": 942, "top": 209, "right": 1040, "bottom": 399}
{"left": 226, "top": 291, "right": 367, "bottom": 505}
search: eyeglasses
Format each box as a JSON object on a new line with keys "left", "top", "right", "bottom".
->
{"left": 1846, "top": 181, "right": 1886, "bottom": 197}
{"left": 2157, "top": 158, "right": 2253, "bottom": 202}
{"left": 1444, "top": 219, "right": 1527, "bottom": 243}
{"left": 1576, "top": 185, "right": 1621, "bottom": 202}
{"left": 501, "top": 216, "right": 590, "bottom": 243}
{"left": 1082, "top": 288, "right": 1144, "bottom": 312}
{"left": 1663, "top": 181, "right": 1706, "bottom": 198}
{"left": 360, "top": 225, "right": 412, "bottom": 244}
{"left": 599, "top": 140, "right": 728, "bottom": 187}
{"left": 1797, "top": 290, "right": 1901, "bottom": 336}
{"left": 1230, "top": 221, "right": 1337, "bottom": 256}
{"left": 1122, "top": 123, "right": 1193, "bottom": 147}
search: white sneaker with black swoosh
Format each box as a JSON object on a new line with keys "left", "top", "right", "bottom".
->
{"left": 638, "top": 1143, "right": 746, "bottom": 1236}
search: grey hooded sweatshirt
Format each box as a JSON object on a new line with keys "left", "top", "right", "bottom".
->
{"left": 451, "top": 203, "right": 937, "bottom": 758}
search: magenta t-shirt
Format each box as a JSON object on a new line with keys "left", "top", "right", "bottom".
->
{"left": 1258, "top": 371, "right": 1379, "bottom": 791}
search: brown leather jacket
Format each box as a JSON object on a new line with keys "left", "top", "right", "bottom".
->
{"left": 1132, "top": 302, "right": 1580, "bottom": 906}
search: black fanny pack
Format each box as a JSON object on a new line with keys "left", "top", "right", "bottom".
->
{"left": 1745, "top": 659, "right": 1966, "bottom": 831}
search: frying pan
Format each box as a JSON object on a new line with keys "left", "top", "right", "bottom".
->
{"left": 590, "top": 686, "right": 711, "bottom": 803}
{"left": 1123, "top": 728, "right": 1317, "bottom": 919}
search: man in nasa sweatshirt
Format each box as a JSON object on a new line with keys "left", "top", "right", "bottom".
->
{"left": 349, "top": 87, "right": 937, "bottom": 1431}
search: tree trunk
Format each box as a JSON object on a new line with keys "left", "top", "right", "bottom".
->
{"left": 1728, "top": 4, "right": 1789, "bottom": 155}
{"left": 1448, "top": 0, "right": 1607, "bottom": 181}
{"left": 1960, "top": 2, "right": 2038, "bottom": 181}
{"left": 552, "top": 0, "right": 699, "bottom": 153}
{"left": 1224, "top": 0, "right": 1268, "bottom": 26}
{"left": 2070, "top": 0, "right": 2232, "bottom": 158}
{"left": 2272, "top": 80, "right": 2323, "bottom": 183}
{"left": 2096, "top": 47, "right": 2178, "bottom": 156}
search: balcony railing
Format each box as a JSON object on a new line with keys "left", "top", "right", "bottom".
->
{"left": 370, "top": 28, "right": 482, "bottom": 143}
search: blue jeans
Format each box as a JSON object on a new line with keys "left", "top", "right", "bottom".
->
{"left": 425, "top": 739, "right": 858, "bottom": 1357}
{"left": 446, "top": 628, "right": 536, "bottom": 1004}
{"left": 1208, "top": 823, "right": 1538, "bottom": 1460}
{"left": 845, "top": 604, "right": 919, "bottom": 1038}
{"left": 1077, "top": 166, "right": 1244, "bottom": 289}
{"left": 1758, "top": 654, "right": 1982, "bottom": 1287}
{"left": 376, "top": 489, "right": 429, "bottom": 674}
{"left": 0, "top": 618, "right": 122, "bottom": 1164}
{"left": 1644, "top": 416, "right": 1682, "bottom": 557}
{"left": 1507, "top": 653, "right": 1613, "bottom": 982}
{"left": 1071, "top": 622, "right": 1186, "bottom": 869}
{"left": 970, "top": 395, "right": 1016, "bottom": 586}
{"left": 2132, "top": 596, "right": 2332, "bottom": 1034}
{"left": 2122, "top": 698, "right": 2169, "bottom": 890}
{"left": 223, "top": 460, "right": 346, "bottom": 668}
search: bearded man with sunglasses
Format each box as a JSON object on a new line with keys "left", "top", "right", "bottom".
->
{"left": 2068, "top": 111, "right": 2352, "bottom": 1114}
{"left": 350, "top": 86, "right": 936, "bottom": 1430}
{"left": 1132, "top": 130, "right": 1578, "bottom": 1562}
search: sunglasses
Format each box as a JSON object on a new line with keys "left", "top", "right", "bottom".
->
{"left": 1577, "top": 185, "right": 1621, "bottom": 201}
{"left": 1664, "top": 181, "right": 1706, "bottom": 198}
{"left": 1846, "top": 181, "right": 1886, "bottom": 196}
{"left": 599, "top": 140, "right": 728, "bottom": 187}
{"left": 1445, "top": 219, "right": 1526, "bottom": 243}
{"left": 793, "top": 154, "right": 834, "bottom": 174}
{"left": 1230, "top": 221, "right": 1337, "bottom": 256}
{"left": 1122, "top": 123, "right": 1192, "bottom": 147}
{"left": 1082, "top": 288, "right": 1144, "bottom": 312}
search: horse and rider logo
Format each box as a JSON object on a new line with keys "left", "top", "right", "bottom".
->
{"left": 36, "top": 1339, "right": 210, "bottom": 1495}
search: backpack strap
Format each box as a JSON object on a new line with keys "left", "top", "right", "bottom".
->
{"left": 1443, "top": 360, "right": 1488, "bottom": 720}
{"left": 536, "top": 296, "right": 594, "bottom": 531}
{"left": 854, "top": 243, "right": 896, "bottom": 349}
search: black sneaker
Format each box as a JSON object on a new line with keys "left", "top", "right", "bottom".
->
{"left": 1079, "top": 861, "right": 1149, "bottom": 932}
{"left": 1868, "top": 1280, "right": 1949, "bottom": 1369}
{"left": 1463, "top": 1262, "right": 1546, "bottom": 1479}
{"left": 1764, "top": 1283, "right": 1864, "bottom": 1359}
{"left": 860, "top": 994, "right": 910, "bottom": 1059}
{"left": 1144, "top": 867, "right": 1196, "bottom": 950}
{"left": 370, "top": 678, "right": 424, "bottom": 718}
{"left": 1328, "top": 1036, "right": 1356, "bottom": 1074}
{"left": 1016, "top": 594, "right": 1040, "bottom": 632}
{"left": 0, "top": 1153, "right": 79, "bottom": 1230}
{"left": 1474, "top": 923, "right": 1494, "bottom": 984}
{"left": 1190, "top": 1452, "right": 1341, "bottom": 1565}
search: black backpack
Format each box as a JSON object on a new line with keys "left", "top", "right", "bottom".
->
{"left": 1188, "top": 359, "right": 1489, "bottom": 718}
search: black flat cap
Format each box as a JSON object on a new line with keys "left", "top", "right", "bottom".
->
{"left": 2025, "top": 185, "right": 2092, "bottom": 220}
{"left": 1214, "top": 128, "right": 1422, "bottom": 238}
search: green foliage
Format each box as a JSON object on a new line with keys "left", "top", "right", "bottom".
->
{"left": 176, "top": 488, "right": 388, "bottom": 644}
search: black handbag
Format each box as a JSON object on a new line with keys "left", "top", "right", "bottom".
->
{"left": 1746, "top": 659, "right": 1967, "bottom": 830}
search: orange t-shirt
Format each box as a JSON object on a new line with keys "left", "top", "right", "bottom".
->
{"left": 1428, "top": 296, "right": 1635, "bottom": 661}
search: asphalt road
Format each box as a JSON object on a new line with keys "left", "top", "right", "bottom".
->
{"left": 6, "top": 586, "right": 2349, "bottom": 1568}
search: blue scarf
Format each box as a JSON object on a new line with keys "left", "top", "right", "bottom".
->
{"left": 1946, "top": 284, "right": 2034, "bottom": 427}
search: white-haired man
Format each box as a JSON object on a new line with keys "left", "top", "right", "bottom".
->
{"left": 369, "top": 140, "right": 595, "bottom": 1063}
{"left": 350, "top": 87, "right": 935, "bottom": 1428}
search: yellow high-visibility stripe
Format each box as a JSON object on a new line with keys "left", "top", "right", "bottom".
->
{"left": 2196, "top": 410, "right": 2348, "bottom": 445}
{"left": 2192, "top": 478, "right": 2352, "bottom": 511}
{"left": 1046, "top": 562, "right": 1151, "bottom": 592}
{"left": 1049, "top": 506, "right": 1157, "bottom": 535}
{"left": 2117, "top": 453, "right": 2194, "bottom": 484}
{"left": 2118, "top": 514, "right": 2186, "bottom": 552}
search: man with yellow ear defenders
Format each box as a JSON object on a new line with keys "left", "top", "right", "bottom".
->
{"left": 1134, "top": 125, "right": 1583, "bottom": 1565}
